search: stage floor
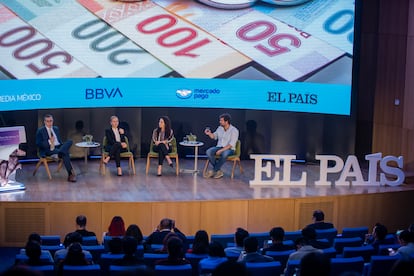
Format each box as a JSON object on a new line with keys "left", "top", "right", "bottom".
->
{"left": 1, "top": 158, "right": 412, "bottom": 202}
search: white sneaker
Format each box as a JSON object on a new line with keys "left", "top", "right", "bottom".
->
{"left": 213, "top": 170, "right": 224, "bottom": 179}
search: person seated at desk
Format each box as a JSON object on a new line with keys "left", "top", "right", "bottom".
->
{"left": 151, "top": 116, "right": 174, "bottom": 176}
{"left": 103, "top": 115, "right": 128, "bottom": 176}
{"left": 36, "top": 114, "right": 76, "bottom": 182}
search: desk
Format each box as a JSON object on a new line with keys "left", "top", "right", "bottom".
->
{"left": 179, "top": 141, "right": 204, "bottom": 174}
{"left": 75, "top": 142, "right": 100, "bottom": 164}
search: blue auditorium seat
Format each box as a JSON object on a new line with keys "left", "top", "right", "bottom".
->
{"left": 341, "top": 227, "right": 369, "bottom": 240}
{"left": 62, "top": 264, "right": 101, "bottom": 276}
{"left": 284, "top": 231, "right": 302, "bottom": 243}
{"left": 342, "top": 245, "right": 376, "bottom": 262}
{"left": 333, "top": 237, "right": 363, "bottom": 254}
{"left": 330, "top": 256, "right": 365, "bottom": 276}
{"left": 364, "top": 255, "right": 400, "bottom": 276}
{"left": 210, "top": 233, "right": 234, "bottom": 249}
{"left": 27, "top": 265, "right": 55, "bottom": 276}
{"left": 265, "top": 249, "right": 295, "bottom": 271}
{"left": 154, "top": 264, "right": 193, "bottom": 276}
{"left": 315, "top": 228, "right": 338, "bottom": 246}
{"left": 109, "top": 265, "right": 147, "bottom": 276}
{"left": 245, "top": 261, "right": 282, "bottom": 276}
{"left": 82, "top": 236, "right": 98, "bottom": 246}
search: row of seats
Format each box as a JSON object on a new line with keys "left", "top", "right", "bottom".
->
{"left": 18, "top": 226, "right": 403, "bottom": 276}
{"left": 18, "top": 251, "right": 410, "bottom": 276}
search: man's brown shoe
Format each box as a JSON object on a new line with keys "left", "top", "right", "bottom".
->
{"left": 68, "top": 174, "right": 77, "bottom": 182}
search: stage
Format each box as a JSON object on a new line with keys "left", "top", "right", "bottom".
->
{"left": 1, "top": 157, "right": 414, "bottom": 247}
{"left": 1, "top": 158, "right": 411, "bottom": 202}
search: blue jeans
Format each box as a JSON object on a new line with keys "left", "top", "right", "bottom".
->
{"left": 206, "top": 146, "right": 234, "bottom": 172}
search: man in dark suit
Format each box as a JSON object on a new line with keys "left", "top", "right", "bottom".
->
{"left": 36, "top": 114, "right": 76, "bottom": 182}
{"left": 306, "top": 210, "right": 334, "bottom": 230}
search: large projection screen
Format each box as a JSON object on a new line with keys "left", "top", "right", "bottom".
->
{"left": 0, "top": 0, "right": 357, "bottom": 160}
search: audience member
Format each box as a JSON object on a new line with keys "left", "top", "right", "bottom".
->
{"left": 237, "top": 236, "right": 274, "bottom": 264}
{"left": 125, "top": 224, "right": 144, "bottom": 244}
{"left": 54, "top": 232, "right": 91, "bottom": 264}
{"left": 365, "top": 222, "right": 393, "bottom": 252}
{"left": 188, "top": 230, "right": 209, "bottom": 254}
{"left": 301, "top": 226, "right": 330, "bottom": 249}
{"left": 305, "top": 210, "right": 334, "bottom": 230}
{"left": 156, "top": 232, "right": 180, "bottom": 254}
{"left": 105, "top": 216, "right": 126, "bottom": 237}
{"left": 19, "top": 233, "right": 53, "bottom": 264}
{"left": 224, "top": 227, "right": 249, "bottom": 256}
{"left": 57, "top": 242, "right": 92, "bottom": 274}
{"left": 145, "top": 218, "right": 186, "bottom": 251}
{"left": 74, "top": 215, "right": 96, "bottom": 237}
{"left": 108, "top": 237, "right": 124, "bottom": 254}
{"left": 154, "top": 237, "right": 190, "bottom": 266}
{"left": 212, "top": 260, "right": 249, "bottom": 276}
{"left": 285, "top": 228, "right": 323, "bottom": 265}
{"left": 299, "top": 251, "right": 330, "bottom": 276}
{"left": 112, "top": 236, "right": 145, "bottom": 266}
{"left": 16, "top": 240, "right": 51, "bottom": 266}
{"left": 262, "top": 226, "right": 295, "bottom": 254}
{"left": 390, "top": 230, "right": 414, "bottom": 260}
{"left": 198, "top": 241, "right": 228, "bottom": 273}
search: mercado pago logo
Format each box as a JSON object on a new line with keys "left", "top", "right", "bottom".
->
{"left": 249, "top": 153, "right": 405, "bottom": 187}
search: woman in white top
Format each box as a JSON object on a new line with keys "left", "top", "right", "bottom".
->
{"left": 104, "top": 116, "right": 127, "bottom": 176}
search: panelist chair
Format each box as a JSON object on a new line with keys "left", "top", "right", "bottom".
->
{"left": 32, "top": 150, "right": 63, "bottom": 180}
{"left": 99, "top": 136, "right": 136, "bottom": 175}
{"left": 203, "top": 140, "right": 243, "bottom": 179}
{"left": 145, "top": 137, "right": 179, "bottom": 175}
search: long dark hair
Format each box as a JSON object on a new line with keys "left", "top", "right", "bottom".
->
{"left": 157, "top": 116, "right": 172, "bottom": 138}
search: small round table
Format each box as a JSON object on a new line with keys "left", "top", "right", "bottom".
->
{"left": 75, "top": 142, "right": 100, "bottom": 164}
{"left": 179, "top": 141, "right": 204, "bottom": 174}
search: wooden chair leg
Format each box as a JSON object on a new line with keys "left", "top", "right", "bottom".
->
{"left": 43, "top": 160, "right": 52, "bottom": 180}
{"left": 203, "top": 160, "right": 210, "bottom": 177}
{"left": 145, "top": 156, "right": 151, "bottom": 175}
{"left": 175, "top": 156, "right": 179, "bottom": 176}
{"left": 238, "top": 160, "right": 244, "bottom": 174}
{"left": 33, "top": 160, "right": 42, "bottom": 176}
{"left": 130, "top": 156, "right": 136, "bottom": 175}
{"left": 231, "top": 160, "right": 237, "bottom": 179}
{"left": 100, "top": 154, "right": 106, "bottom": 176}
